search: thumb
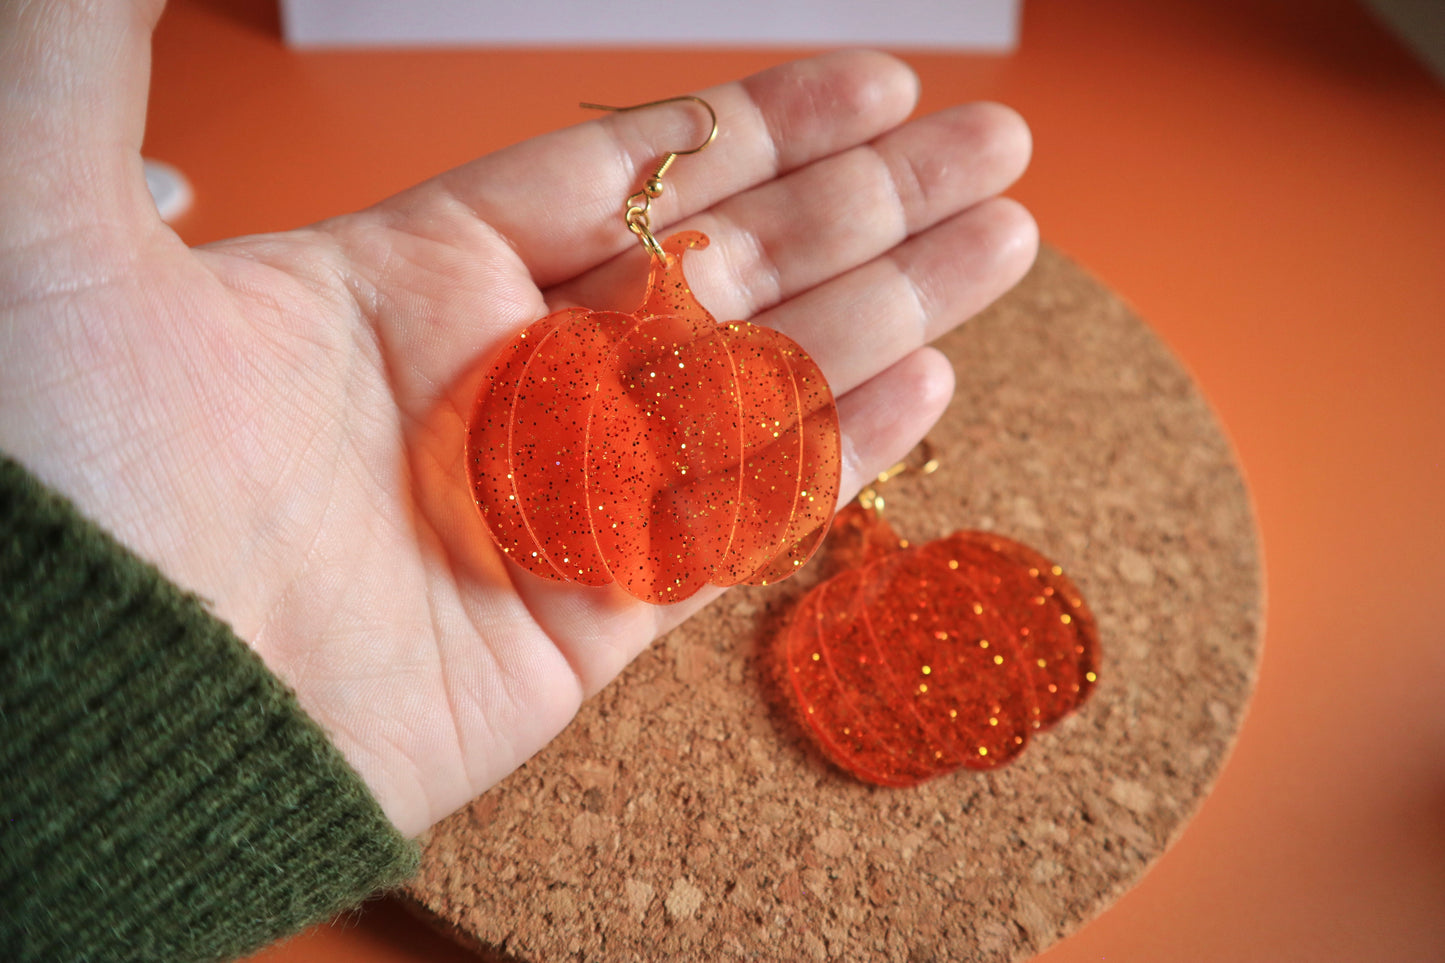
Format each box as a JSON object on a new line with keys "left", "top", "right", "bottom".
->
{"left": 0, "top": 0, "right": 167, "bottom": 244}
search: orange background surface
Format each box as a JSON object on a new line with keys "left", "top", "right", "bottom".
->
{"left": 140, "top": 0, "right": 1445, "bottom": 960}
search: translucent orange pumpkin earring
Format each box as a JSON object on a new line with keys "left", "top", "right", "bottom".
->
{"left": 775, "top": 447, "right": 1101, "bottom": 786}
{"left": 466, "top": 97, "right": 842, "bottom": 605}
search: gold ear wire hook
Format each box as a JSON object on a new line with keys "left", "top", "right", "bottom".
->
{"left": 580, "top": 96, "right": 719, "bottom": 258}
{"left": 859, "top": 440, "right": 940, "bottom": 514}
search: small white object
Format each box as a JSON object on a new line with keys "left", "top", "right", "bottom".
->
{"left": 143, "top": 159, "right": 193, "bottom": 223}
{"left": 281, "top": 0, "right": 1020, "bottom": 50}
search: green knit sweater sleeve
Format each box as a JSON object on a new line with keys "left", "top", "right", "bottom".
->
{"left": 0, "top": 454, "right": 420, "bottom": 963}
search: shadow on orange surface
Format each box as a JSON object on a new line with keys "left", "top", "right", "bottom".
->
{"left": 190, "top": 0, "right": 283, "bottom": 39}
{"left": 247, "top": 897, "right": 482, "bottom": 963}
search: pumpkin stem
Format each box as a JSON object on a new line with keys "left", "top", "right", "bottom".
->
{"left": 826, "top": 502, "right": 906, "bottom": 573}
{"left": 637, "top": 231, "right": 715, "bottom": 325}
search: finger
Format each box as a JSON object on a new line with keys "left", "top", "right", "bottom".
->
{"left": 511, "top": 346, "right": 957, "bottom": 693}
{"left": 0, "top": 0, "right": 164, "bottom": 239}
{"left": 552, "top": 102, "right": 1032, "bottom": 321}
{"left": 759, "top": 196, "right": 1038, "bottom": 395}
{"left": 366, "top": 50, "right": 920, "bottom": 288}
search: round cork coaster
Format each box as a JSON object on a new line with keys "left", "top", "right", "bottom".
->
{"left": 404, "top": 245, "right": 1264, "bottom": 963}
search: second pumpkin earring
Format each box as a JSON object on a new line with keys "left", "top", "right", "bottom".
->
{"left": 466, "top": 98, "right": 842, "bottom": 605}
{"left": 774, "top": 451, "right": 1101, "bottom": 787}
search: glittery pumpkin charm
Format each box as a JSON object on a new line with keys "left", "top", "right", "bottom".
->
{"left": 467, "top": 231, "right": 842, "bottom": 604}
{"left": 777, "top": 503, "right": 1100, "bottom": 786}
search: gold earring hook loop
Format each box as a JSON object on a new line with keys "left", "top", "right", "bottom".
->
{"left": 580, "top": 96, "right": 719, "bottom": 258}
{"left": 859, "top": 440, "right": 940, "bottom": 514}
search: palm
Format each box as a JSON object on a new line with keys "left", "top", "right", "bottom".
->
{"left": 1, "top": 7, "right": 1036, "bottom": 837}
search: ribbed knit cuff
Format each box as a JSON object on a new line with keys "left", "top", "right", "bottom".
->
{"left": 0, "top": 455, "right": 420, "bottom": 963}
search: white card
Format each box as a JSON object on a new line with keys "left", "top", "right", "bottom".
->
{"left": 281, "top": 0, "right": 1021, "bottom": 50}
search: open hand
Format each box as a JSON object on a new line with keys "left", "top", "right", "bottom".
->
{"left": 0, "top": 1, "right": 1036, "bottom": 836}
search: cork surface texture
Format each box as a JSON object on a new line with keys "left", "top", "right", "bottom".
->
{"left": 404, "top": 244, "right": 1264, "bottom": 962}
